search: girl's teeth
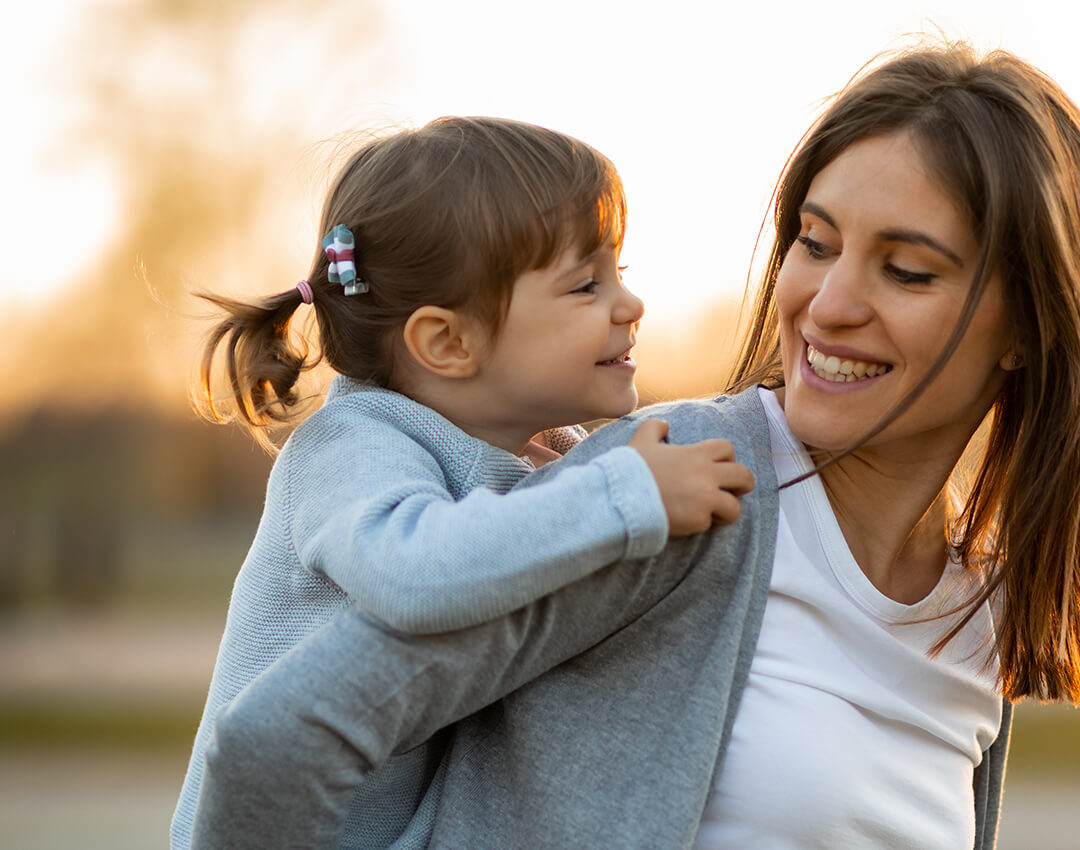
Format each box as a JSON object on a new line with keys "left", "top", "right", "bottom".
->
{"left": 806, "top": 344, "right": 890, "bottom": 383}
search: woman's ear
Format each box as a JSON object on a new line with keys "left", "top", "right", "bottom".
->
{"left": 402, "top": 306, "right": 486, "bottom": 379}
{"left": 1000, "top": 347, "right": 1025, "bottom": 371}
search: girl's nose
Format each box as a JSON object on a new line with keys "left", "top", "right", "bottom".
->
{"left": 614, "top": 284, "right": 645, "bottom": 326}
{"left": 807, "top": 256, "right": 873, "bottom": 330}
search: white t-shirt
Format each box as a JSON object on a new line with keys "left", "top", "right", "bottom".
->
{"left": 693, "top": 388, "right": 1002, "bottom": 849}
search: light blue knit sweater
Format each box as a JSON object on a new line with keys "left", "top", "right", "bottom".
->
{"left": 171, "top": 376, "right": 668, "bottom": 848}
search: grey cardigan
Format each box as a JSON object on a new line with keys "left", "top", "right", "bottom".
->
{"left": 190, "top": 388, "right": 1012, "bottom": 849}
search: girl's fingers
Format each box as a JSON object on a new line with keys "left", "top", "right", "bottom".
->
{"left": 715, "top": 462, "right": 755, "bottom": 496}
{"left": 629, "top": 418, "right": 670, "bottom": 445}
{"left": 710, "top": 490, "right": 743, "bottom": 525}
{"left": 698, "top": 439, "right": 735, "bottom": 462}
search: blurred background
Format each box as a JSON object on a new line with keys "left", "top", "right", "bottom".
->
{"left": 2, "top": 1, "right": 1078, "bottom": 847}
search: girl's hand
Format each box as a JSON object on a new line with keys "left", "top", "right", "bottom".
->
{"left": 628, "top": 419, "right": 755, "bottom": 536}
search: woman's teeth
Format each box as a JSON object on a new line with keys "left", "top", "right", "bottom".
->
{"left": 806, "top": 344, "right": 891, "bottom": 383}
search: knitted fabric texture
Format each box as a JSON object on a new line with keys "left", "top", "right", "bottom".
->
{"left": 172, "top": 378, "right": 667, "bottom": 848}
{"left": 186, "top": 388, "right": 1011, "bottom": 850}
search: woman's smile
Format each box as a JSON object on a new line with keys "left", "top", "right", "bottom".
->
{"left": 776, "top": 132, "right": 1013, "bottom": 457}
{"left": 804, "top": 340, "right": 892, "bottom": 384}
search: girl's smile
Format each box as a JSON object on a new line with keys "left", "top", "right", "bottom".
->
{"left": 455, "top": 242, "right": 643, "bottom": 452}
{"left": 596, "top": 347, "right": 636, "bottom": 369}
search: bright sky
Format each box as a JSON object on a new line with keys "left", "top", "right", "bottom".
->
{"left": 6, "top": 0, "right": 1080, "bottom": 327}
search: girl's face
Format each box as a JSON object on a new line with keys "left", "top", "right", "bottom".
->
{"left": 468, "top": 241, "right": 644, "bottom": 444}
{"left": 776, "top": 132, "right": 1018, "bottom": 461}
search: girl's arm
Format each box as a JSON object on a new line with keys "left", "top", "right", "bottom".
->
{"left": 188, "top": 397, "right": 766, "bottom": 850}
{"left": 191, "top": 509, "right": 728, "bottom": 850}
{"left": 290, "top": 400, "right": 745, "bottom": 634}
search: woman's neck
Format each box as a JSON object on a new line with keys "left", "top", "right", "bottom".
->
{"left": 773, "top": 387, "right": 966, "bottom": 604}
{"left": 817, "top": 454, "right": 951, "bottom": 604}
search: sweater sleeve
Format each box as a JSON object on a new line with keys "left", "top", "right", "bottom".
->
{"left": 288, "top": 413, "right": 667, "bottom": 634}
{"left": 191, "top": 547, "right": 697, "bottom": 850}
{"left": 187, "top": 393, "right": 777, "bottom": 850}
{"left": 187, "top": 395, "right": 771, "bottom": 850}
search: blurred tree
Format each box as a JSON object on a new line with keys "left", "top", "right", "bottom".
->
{"left": 0, "top": 0, "right": 391, "bottom": 608}
{"left": 0, "top": 406, "right": 274, "bottom": 607}
{"left": 3, "top": 0, "right": 393, "bottom": 415}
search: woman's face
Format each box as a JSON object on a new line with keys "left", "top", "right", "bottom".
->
{"left": 776, "top": 132, "right": 1017, "bottom": 460}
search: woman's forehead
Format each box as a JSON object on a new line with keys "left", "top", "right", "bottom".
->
{"left": 803, "top": 133, "right": 978, "bottom": 259}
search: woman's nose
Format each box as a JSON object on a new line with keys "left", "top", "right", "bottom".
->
{"left": 807, "top": 256, "right": 873, "bottom": 330}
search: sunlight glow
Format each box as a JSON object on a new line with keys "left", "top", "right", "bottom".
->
{"left": 2, "top": 1, "right": 120, "bottom": 305}
{"left": 7, "top": 0, "right": 1080, "bottom": 328}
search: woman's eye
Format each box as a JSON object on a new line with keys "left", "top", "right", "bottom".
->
{"left": 795, "top": 234, "right": 831, "bottom": 260}
{"left": 885, "top": 264, "right": 936, "bottom": 285}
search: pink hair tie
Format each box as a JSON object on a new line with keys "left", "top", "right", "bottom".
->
{"left": 295, "top": 280, "right": 314, "bottom": 304}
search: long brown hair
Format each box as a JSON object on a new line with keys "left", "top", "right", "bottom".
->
{"left": 197, "top": 116, "right": 626, "bottom": 451}
{"left": 731, "top": 42, "right": 1080, "bottom": 702}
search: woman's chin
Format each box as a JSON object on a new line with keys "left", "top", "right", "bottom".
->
{"left": 783, "top": 411, "right": 858, "bottom": 455}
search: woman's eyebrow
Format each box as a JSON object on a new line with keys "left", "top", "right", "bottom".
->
{"left": 799, "top": 201, "right": 964, "bottom": 268}
{"left": 878, "top": 228, "right": 964, "bottom": 268}
{"left": 799, "top": 201, "right": 837, "bottom": 229}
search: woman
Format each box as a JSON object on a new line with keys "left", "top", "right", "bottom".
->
{"left": 189, "top": 41, "right": 1080, "bottom": 849}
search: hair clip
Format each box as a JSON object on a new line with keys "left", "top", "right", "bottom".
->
{"left": 321, "top": 224, "right": 368, "bottom": 295}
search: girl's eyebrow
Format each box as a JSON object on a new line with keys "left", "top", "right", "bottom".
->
{"left": 799, "top": 201, "right": 965, "bottom": 268}
{"left": 553, "top": 250, "right": 600, "bottom": 283}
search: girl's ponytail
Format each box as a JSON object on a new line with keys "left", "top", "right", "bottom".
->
{"left": 196, "top": 285, "right": 315, "bottom": 453}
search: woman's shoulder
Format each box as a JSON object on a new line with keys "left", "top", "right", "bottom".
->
{"left": 635, "top": 388, "right": 767, "bottom": 434}
{"left": 567, "top": 387, "right": 773, "bottom": 475}
{"left": 615, "top": 387, "right": 768, "bottom": 452}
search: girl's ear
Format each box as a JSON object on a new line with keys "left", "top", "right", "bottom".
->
{"left": 402, "top": 306, "right": 486, "bottom": 379}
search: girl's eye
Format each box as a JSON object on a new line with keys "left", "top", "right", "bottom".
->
{"left": 572, "top": 278, "right": 600, "bottom": 295}
{"left": 795, "top": 234, "right": 832, "bottom": 260}
{"left": 885, "top": 264, "right": 936, "bottom": 286}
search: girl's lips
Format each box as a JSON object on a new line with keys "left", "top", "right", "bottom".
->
{"left": 597, "top": 345, "right": 635, "bottom": 366}
{"left": 598, "top": 353, "right": 636, "bottom": 369}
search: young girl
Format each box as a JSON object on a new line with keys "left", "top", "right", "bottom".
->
{"left": 171, "top": 116, "right": 753, "bottom": 848}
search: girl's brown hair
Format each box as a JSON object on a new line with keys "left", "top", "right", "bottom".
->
{"left": 197, "top": 116, "right": 626, "bottom": 450}
{"left": 731, "top": 42, "right": 1080, "bottom": 702}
